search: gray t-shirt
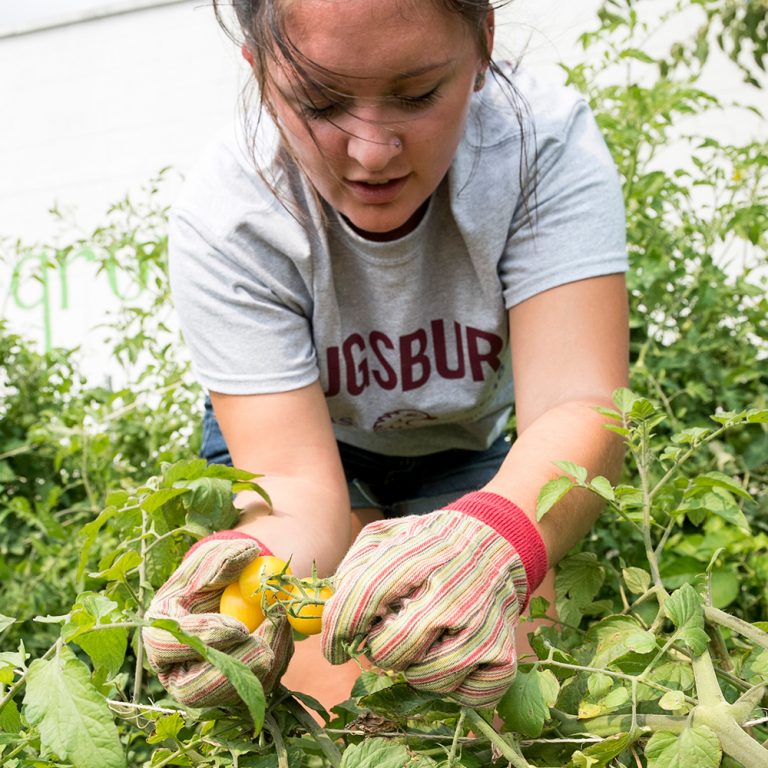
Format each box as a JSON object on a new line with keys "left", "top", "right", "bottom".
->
{"left": 169, "top": 68, "right": 628, "bottom": 456}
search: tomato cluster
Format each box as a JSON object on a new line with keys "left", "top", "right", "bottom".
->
{"left": 218, "top": 556, "right": 332, "bottom": 636}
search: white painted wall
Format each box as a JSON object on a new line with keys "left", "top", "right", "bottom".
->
{"left": 0, "top": 0, "right": 764, "bottom": 374}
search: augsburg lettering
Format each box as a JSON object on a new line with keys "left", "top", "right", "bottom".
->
{"left": 324, "top": 319, "right": 504, "bottom": 397}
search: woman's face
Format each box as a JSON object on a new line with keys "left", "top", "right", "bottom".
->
{"left": 265, "top": 0, "right": 491, "bottom": 240}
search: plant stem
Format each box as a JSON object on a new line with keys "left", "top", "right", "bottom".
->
{"left": 284, "top": 697, "right": 341, "bottom": 768}
{"left": 132, "top": 508, "right": 148, "bottom": 704}
{"left": 447, "top": 709, "right": 466, "bottom": 767}
{"left": 705, "top": 606, "right": 768, "bottom": 651}
{"left": 463, "top": 709, "right": 532, "bottom": 768}
{"left": 263, "top": 713, "right": 290, "bottom": 768}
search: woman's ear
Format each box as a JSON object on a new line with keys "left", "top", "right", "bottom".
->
{"left": 241, "top": 44, "right": 255, "bottom": 67}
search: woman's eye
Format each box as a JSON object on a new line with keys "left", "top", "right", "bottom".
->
{"left": 397, "top": 87, "right": 440, "bottom": 110}
{"left": 298, "top": 101, "right": 340, "bottom": 120}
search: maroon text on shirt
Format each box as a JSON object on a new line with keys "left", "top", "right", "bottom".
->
{"left": 323, "top": 319, "right": 504, "bottom": 397}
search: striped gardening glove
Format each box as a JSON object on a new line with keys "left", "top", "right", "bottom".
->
{"left": 142, "top": 531, "right": 293, "bottom": 708}
{"left": 321, "top": 492, "right": 548, "bottom": 707}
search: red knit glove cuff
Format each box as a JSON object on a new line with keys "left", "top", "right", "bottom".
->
{"left": 446, "top": 491, "right": 548, "bottom": 600}
{"left": 183, "top": 530, "right": 272, "bottom": 561}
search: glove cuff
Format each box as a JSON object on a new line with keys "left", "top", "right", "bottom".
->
{"left": 184, "top": 530, "right": 273, "bottom": 561}
{"left": 446, "top": 491, "right": 548, "bottom": 602}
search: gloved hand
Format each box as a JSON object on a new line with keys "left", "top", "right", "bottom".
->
{"left": 321, "top": 492, "right": 548, "bottom": 707}
{"left": 142, "top": 531, "right": 293, "bottom": 707}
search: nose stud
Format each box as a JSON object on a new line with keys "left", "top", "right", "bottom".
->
{"left": 392, "top": 137, "right": 402, "bottom": 149}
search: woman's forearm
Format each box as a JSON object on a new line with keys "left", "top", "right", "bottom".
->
{"left": 234, "top": 475, "right": 352, "bottom": 578}
{"left": 483, "top": 398, "right": 625, "bottom": 566}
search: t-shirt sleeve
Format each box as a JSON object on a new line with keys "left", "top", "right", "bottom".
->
{"left": 500, "top": 97, "right": 628, "bottom": 308}
{"left": 168, "top": 206, "right": 320, "bottom": 395}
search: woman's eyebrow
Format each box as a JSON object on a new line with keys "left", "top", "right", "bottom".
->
{"left": 394, "top": 58, "right": 454, "bottom": 79}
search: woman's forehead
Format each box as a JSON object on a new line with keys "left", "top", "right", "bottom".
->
{"left": 277, "top": 0, "right": 476, "bottom": 80}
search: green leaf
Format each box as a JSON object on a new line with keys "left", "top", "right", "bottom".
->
{"left": 587, "top": 616, "right": 657, "bottom": 668}
{"left": 589, "top": 476, "right": 615, "bottom": 501}
{"left": 497, "top": 668, "right": 559, "bottom": 738}
{"left": 147, "top": 712, "right": 185, "bottom": 745}
{"left": 72, "top": 628, "right": 128, "bottom": 679}
{"left": 537, "top": 476, "right": 573, "bottom": 521}
{"left": 0, "top": 699, "right": 22, "bottom": 734}
{"left": 0, "top": 614, "right": 15, "bottom": 634}
{"left": 351, "top": 670, "right": 396, "bottom": 697}
{"left": 620, "top": 47, "right": 656, "bottom": 63}
{"left": 694, "top": 472, "right": 753, "bottom": 501}
{"left": 361, "top": 683, "right": 459, "bottom": 719}
{"left": 664, "top": 584, "right": 709, "bottom": 656}
{"left": 22, "top": 644, "right": 126, "bottom": 768}
{"left": 556, "top": 553, "right": 606, "bottom": 627}
{"left": 553, "top": 461, "right": 588, "bottom": 484}
{"left": 570, "top": 731, "right": 635, "bottom": 768}
{"left": 91, "top": 550, "right": 142, "bottom": 582}
{"left": 340, "top": 736, "right": 432, "bottom": 768}
{"left": 623, "top": 567, "right": 651, "bottom": 595}
{"left": 658, "top": 690, "right": 686, "bottom": 711}
{"left": 140, "top": 487, "right": 191, "bottom": 515}
{"left": 645, "top": 725, "right": 721, "bottom": 768}
{"left": 180, "top": 478, "right": 239, "bottom": 531}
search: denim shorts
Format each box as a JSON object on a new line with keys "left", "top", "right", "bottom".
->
{"left": 201, "top": 396, "right": 509, "bottom": 517}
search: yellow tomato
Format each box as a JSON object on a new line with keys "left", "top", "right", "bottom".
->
{"left": 219, "top": 582, "right": 265, "bottom": 632}
{"left": 286, "top": 580, "right": 334, "bottom": 636}
{"left": 239, "top": 555, "right": 292, "bottom": 607}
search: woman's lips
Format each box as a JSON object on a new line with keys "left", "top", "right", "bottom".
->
{"left": 345, "top": 175, "right": 409, "bottom": 204}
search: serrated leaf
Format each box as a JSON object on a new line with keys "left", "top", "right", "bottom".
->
{"left": 746, "top": 408, "right": 768, "bottom": 424}
{"left": 73, "top": 628, "right": 128, "bottom": 679}
{"left": 163, "top": 458, "right": 207, "bottom": 484}
{"left": 664, "top": 584, "right": 709, "bottom": 655}
{"left": 623, "top": 567, "right": 651, "bottom": 595}
{"left": 180, "top": 478, "right": 239, "bottom": 531}
{"left": 695, "top": 473, "right": 752, "bottom": 501}
{"left": 645, "top": 725, "right": 721, "bottom": 768}
{"left": 92, "top": 550, "right": 142, "bottom": 582}
{"left": 497, "top": 669, "right": 559, "bottom": 738}
{"left": 351, "top": 670, "right": 396, "bottom": 697}
{"left": 141, "top": 487, "right": 192, "bottom": 515}
{"left": 556, "top": 553, "right": 606, "bottom": 627}
{"left": 23, "top": 645, "right": 126, "bottom": 768}
{"left": 587, "top": 616, "right": 657, "bottom": 668}
{"left": 147, "top": 712, "right": 185, "bottom": 744}
{"left": 340, "top": 736, "right": 423, "bottom": 768}
{"left": 554, "top": 461, "right": 588, "bottom": 484}
{"left": 537, "top": 476, "right": 573, "bottom": 521}
{"left": 0, "top": 699, "right": 21, "bottom": 733}
{"left": 361, "top": 682, "right": 459, "bottom": 719}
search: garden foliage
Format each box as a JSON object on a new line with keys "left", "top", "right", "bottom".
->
{"left": 1, "top": 1, "right": 766, "bottom": 766}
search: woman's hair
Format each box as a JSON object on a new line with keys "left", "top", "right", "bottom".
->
{"left": 211, "top": 0, "right": 536, "bottom": 228}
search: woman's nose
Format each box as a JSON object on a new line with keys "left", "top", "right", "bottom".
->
{"left": 345, "top": 114, "right": 402, "bottom": 172}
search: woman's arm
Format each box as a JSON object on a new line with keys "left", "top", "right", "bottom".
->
{"left": 210, "top": 382, "right": 352, "bottom": 577}
{"left": 484, "top": 273, "right": 629, "bottom": 566}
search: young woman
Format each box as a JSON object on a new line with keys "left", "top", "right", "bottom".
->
{"left": 143, "top": 0, "right": 629, "bottom": 711}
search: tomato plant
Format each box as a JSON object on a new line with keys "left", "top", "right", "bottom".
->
{"left": 285, "top": 579, "right": 334, "bottom": 636}
{"left": 239, "top": 555, "right": 292, "bottom": 606}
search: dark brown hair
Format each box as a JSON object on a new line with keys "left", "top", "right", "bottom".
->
{"left": 211, "top": 0, "right": 536, "bottom": 227}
